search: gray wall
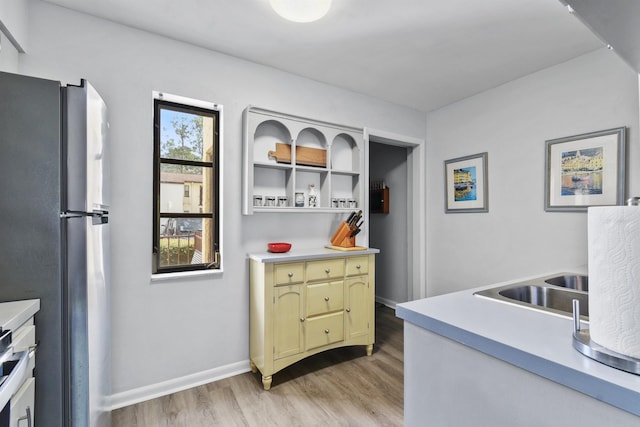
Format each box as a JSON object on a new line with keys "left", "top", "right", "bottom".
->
{"left": 425, "top": 48, "right": 639, "bottom": 297}
{"left": 15, "top": 1, "right": 427, "bottom": 406}
{"left": 369, "top": 142, "right": 409, "bottom": 306}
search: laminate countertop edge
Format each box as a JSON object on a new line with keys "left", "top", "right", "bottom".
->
{"left": 396, "top": 273, "right": 640, "bottom": 418}
{"left": 249, "top": 247, "right": 380, "bottom": 263}
{"left": 0, "top": 299, "right": 40, "bottom": 333}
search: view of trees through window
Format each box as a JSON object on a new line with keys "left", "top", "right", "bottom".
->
{"left": 153, "top": 98, "right": 220, "bottom": 273}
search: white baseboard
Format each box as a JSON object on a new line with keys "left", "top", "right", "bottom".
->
{"left": 109, "top": 360, "right": 251, "bottom": 410}
{"left": 375, "top": 296, "right": 398, "bottom": 309}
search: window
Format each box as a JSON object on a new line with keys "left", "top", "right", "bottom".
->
{"left": 153, "top": 93, "right": 221, "bottom": 274}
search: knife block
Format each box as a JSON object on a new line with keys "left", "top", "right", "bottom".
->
{"left": 330, "top": 221, "right": 356, "bottom": 248}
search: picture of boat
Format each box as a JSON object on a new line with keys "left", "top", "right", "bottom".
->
{"left": 561, "top": 147, "right": 603, "bottom": 195}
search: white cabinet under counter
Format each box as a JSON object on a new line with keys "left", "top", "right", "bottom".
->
{"left": 249, "top": 248, "right": 378, "bottom": 390}
{"left": 0, "top": 299, "right": 39, "bottom": 427}
{"left": 397, "top": 278, "right": 640, "bottom": 426}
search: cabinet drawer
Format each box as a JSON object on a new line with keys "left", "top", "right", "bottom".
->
{"left": 305, "top": 312, "right": 344, "bottom": 350}
{"left": 274, "top": 262, "right": 304, "bottom": 285}
{"left": 306, "top": 258, "right": 344, "bottom": 282}
{"left": 346, "top": 256, "right": 368, "bottom": 276}
{"left": 12, "top": 325, "right": 35, "bottom": 352}
{"left": 306, "top": 281, "right": 344, "bottom": 317}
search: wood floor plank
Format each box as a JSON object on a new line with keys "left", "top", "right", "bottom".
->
{"left": 112, "top": 305, "right": 403, "bottom": 426}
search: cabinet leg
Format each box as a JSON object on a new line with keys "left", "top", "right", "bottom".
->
{"left": 366, "top": 344, "right": 374, "bottom": 356}
{"left": 262, "top": 375, "right": 272, "bottom": 391}
{"left": 250, "top": 360, "right": 257, "bottom": 373}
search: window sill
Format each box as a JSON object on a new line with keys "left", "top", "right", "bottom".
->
{"left": 151, "top": 268, "right": 223, "bottom": 283}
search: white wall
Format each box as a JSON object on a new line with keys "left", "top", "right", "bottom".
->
{"left": 0, "top": 0, "right": 28, "bottom": 52}
{"left": 0, "top": 33, "right": 19, "bottom": 72}
{"left": 0, "top": 0, "right": 23, "bottom": 72}
{"left": 20, "top": 1, "right": 426, "bottom": 404}
{"left": 425, "top": 48, "right": 639, "bottom": 297}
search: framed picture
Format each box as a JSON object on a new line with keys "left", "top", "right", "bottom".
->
{"left": 545, "top": 127, "right": 626, "bottom": 212}
{"left": 444, "top": 152, "right": 488, "bottom": 213}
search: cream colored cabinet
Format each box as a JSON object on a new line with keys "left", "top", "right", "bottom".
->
{"left": 250, "top": 251, "right": 376, "bottom": 390}
{"left": 273, "top": 284, "right": 304, "bottom": 360}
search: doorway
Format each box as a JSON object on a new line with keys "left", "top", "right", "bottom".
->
{"left": 366, "top": 129, "right": 426, "bottom": 306}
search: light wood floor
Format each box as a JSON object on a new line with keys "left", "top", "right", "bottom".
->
{"left": 112, "top": 305, "right": 404, "bottom": 426}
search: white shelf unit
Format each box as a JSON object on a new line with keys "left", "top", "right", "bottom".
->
{"left": 243, "top": 106, "right": 364, "bottom": 215}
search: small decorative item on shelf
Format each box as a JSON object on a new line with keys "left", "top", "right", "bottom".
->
{"left": 331, "top": 198, "right": 339, "bottom": 208}
{"left": 277, "top": 196, "right": 288, "bottom": 207}
{"left": 308, "top": 184, "right": 318, "bottom": 207}
{"left": 267, "top": 242, "right": 292, "bottom": 253}
{"left": 253, "top": 195, "right": 263, "bottom": 207}
{"left": 265, "top": 196, "right": 276, "bottom": 207}
{"left": 295, "top": 192, "right": 305, "bottom": 207}
{"left": 348, "top": 199, "right": 357, "bottom": 208}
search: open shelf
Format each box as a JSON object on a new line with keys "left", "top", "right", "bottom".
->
{"left": 243, "top": 106, "right": 365, "bottom": 214}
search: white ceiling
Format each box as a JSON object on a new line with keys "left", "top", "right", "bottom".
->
{"left": 41, "top": 0, "right": 603, "bottom": 112}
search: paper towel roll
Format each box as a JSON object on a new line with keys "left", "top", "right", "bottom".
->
{"left": 588, "top": 206, "right": 640, "bottom": 359}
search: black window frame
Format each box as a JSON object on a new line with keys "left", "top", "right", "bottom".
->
{"left": 152, "top": 97, "right": 220, "bottom": 274}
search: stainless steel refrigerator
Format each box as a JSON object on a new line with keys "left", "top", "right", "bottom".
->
{"left": 0, "top": 71, "right": 111, "bottom": 427}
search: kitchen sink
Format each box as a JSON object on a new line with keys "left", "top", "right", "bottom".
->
{"left": 474, "top": 273, "right": 588, "bottom": 319}
{"left": 544, "top": 274, "right": 588, "bottom": 291}
{"left": 498, "top": 285, "right": 588, "bottom": 316}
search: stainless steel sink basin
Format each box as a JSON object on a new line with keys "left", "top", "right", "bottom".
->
{"left": 498, "top": 285, "right": 588, "bottom": 316}
{"left": 474, "top": 273, "right": 588, "bottom": 319}
{"left": 544, "top": 274, "right": 588, "bottom": 291}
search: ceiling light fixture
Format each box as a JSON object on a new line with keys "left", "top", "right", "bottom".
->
{"left": 269, "top": 0, "right": 332, "bottom": 23}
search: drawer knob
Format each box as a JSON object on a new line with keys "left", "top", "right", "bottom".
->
{"left": 324, "top": 329, "right": 330, "bottom": 334}
{"left": 356, "top": 264, "right": 361, "bottom": 269}
{"left": 324, "top": 296, "right": 330, "bottom": 301}
{"left": 325, "top": 268, "right": 330, "bottom": 274}
{"left": 288, "top": 272, "right": 293, "bottom": 277}
{"left": 300, "top": 317, "right": 306, "bottom": 322}
{"left": 346, "top": 308, "right": 351, "bottom": 312}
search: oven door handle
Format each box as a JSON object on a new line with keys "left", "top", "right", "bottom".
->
{"left": 0, "top": 349, "right": 31, "bottom": 411}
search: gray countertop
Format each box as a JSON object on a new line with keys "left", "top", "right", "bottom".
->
{"left": 249, "top": 247, "right": 380, "bottom": 263}
{"left": 396, "top": 273, "right": 640, "bottom": 417}
{"left": 0, "top": 299, "right": 40, "bottom": 333}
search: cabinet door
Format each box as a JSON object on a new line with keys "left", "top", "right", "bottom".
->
{"left": 10, "top": 377, "right": 34, "bottom": 427}
{"left": 345, "top": 276, "right": 370, "bottom": 340}
{"left": 273, "top": 284, "right": 304, "bottom": 360}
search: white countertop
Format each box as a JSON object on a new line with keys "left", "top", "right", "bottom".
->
{"left": 249, "top": 247, "right": 380, "bottom": 263}
{"left": 0, "top": 299, "right": 40, "bottom": 333}
{"left": 396, "top": 273, "right": 640, "bottom": 417}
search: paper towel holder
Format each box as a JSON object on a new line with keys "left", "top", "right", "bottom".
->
{"left": 572, "top": 299, "right": 640, "bottom": 375}
{"left": 627, "top": 197, "right": 640, "bottom": 206}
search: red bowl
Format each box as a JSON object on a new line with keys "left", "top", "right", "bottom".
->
{"left": 268, "top": 242, "right": 292, "bottom": 253}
